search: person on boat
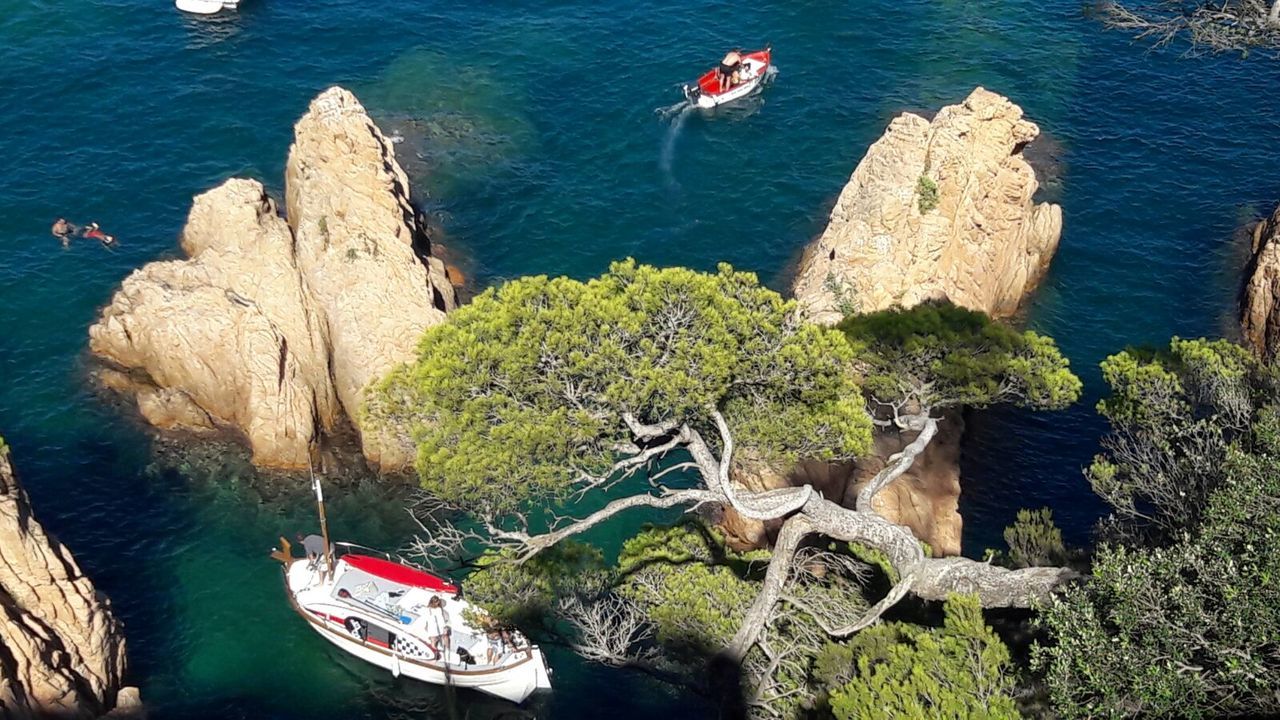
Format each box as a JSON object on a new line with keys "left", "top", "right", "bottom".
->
{"left": 297, "top": 532, "right": 329, "bottom": 568}
{"left": 482, "top": 629, "right": 504, "bottom": 665}
{"left": 425, "top": 596, "right": 451, "bottom": 658}
{"left": 718, "top": 49, "right": 743, "bottom": 91}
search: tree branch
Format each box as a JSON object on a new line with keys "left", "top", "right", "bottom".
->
{"left": 727, "top": 514, "right": 813, "bottom": 661}
{"left": 856, "top": 414, "right": 938, "bottom": 512}
{"left": 622, "top": 412, "right": 680, "bottom": 440}
{"left": 520, "top": 488, "right": 725, "bottom": 560}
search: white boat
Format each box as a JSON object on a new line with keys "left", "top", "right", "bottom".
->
{"left": 175, "top": 0, "right": 240, "bottom": 15}
{"left": 682, "top": 47, "right": 773, "bottom": 109}
{"left": 273, "top": 540, "right": 553, "bottom": 704}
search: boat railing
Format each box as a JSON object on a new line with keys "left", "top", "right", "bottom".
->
{"left": 331, "top": 541, "right": 431, "bottom": 572}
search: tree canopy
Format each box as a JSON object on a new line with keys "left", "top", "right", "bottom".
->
{"left": 1086, "top": 337, "right": 1275, "bottom": 543}
{"left": 1036, "top": 338, "right": 1280, "bottom": 718}
{"left": 821, "top": 594, "right": 1020, "bottom": 720}
{"left": 839, "top": 300, "right": 1081, "bottom": 416}
{"left": 373, "top": 259, "right": 872, "bottom": 516}
{"left": 373, "top": 263, "right": 1080, "bottom": 717}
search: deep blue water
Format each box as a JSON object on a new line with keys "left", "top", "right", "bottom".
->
{"left": 2, "top": 1, "right": 1280, "bottom": 717}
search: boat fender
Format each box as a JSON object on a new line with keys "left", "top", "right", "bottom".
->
{"left": 344, "top": 617, "right": 367, "bottom": 642}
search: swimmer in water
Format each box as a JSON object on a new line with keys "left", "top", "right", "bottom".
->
{"left": 52, "top": 218, "right": 76, "bottom": 247}
{"left": 83, "top": 222, "right": 117, "bottom": 248}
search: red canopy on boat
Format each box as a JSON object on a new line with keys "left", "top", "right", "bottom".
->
{"left": 342, "top": 554, "right": 459, "bottom": 594}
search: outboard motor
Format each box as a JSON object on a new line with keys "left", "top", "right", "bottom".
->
{"left": 683, "top": 83, "right": 701, "bottom": 104}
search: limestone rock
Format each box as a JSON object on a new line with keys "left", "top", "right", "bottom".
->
{"left": 89, "top": 87, "right": 457, "bottom": 471}
{"left": 285, "top": 87, "right": 456, "bottom": 469}
{"left": 1241, "top": 205, "right": 1280, "bottom": 361}
{"left": 792, "top": 87, "right": 1062, "bottom": 324}
{"left": 0, "top": 439, "right": 138, "bottom": 718}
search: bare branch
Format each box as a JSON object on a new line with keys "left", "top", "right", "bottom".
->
{"left": 856, "top": 414, "right": 939, "bottom": 512}
{"left": 622, "top": 412, "right": 680, "bottom": 440}
{"left": 557, "top": 594, "right": 656, "bottom": 666}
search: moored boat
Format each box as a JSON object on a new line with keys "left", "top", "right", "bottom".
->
{"left": 683, "top": 47, "right": 772, "bottom": 109}
{"left": 270, "top": 475, "right": 551, "bottom": 704}
{"left": 175, "top": 0, "right": 241, "bottom": 15}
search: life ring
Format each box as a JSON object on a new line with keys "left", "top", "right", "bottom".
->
{"left": 344, "top": 617, "right": 367, "bottom": 642}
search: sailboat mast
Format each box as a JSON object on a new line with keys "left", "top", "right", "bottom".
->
{"left": 311, "top": 465, "right": 335, "bottom": 580}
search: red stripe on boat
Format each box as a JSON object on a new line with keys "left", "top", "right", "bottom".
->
{"left": 343, "top": 554, "right": 458, "bottom": 594}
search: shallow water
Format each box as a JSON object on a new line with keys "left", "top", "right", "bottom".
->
{"left": 3, "top": 0, "right": 1280, "bottom": 717}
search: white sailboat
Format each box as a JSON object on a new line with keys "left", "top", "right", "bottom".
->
{"left": 270, "top": 477, "right": 552, "bottom": 704}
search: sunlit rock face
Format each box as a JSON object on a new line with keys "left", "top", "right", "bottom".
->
{"left": 792, "top": 87, "right": 1062, "bottom": 324}
{"left": 0, "top": 440, "right": 140, "bottom": 718}
{"left": 90, "top": 87, "right": 456, "bottom": 471}
{"left": 1242, "top": 205, "right": 1280, "bottom": 361}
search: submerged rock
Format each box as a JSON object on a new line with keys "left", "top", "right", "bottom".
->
{"left": 90, "top": 87, "right": 456, "bottom": 471}
{"left": 1241, "top": 205, "right": 1280, "bottom": 360}
{"left": 0, "top": 439, "right": 139, "bottom": 718}
{"left": 792, "top": 87, "right": 1062, "bottom": 324}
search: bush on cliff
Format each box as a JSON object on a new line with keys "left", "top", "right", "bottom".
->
{"left": 1035, "top": 339, "right": 1280, "bottom": 718}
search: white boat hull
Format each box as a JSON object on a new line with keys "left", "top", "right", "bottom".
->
{"left": 176, "top": 0, "right": 239, "bottom": 15}
{"left": 304, "top": 614, "right": 550, "bottom": 703}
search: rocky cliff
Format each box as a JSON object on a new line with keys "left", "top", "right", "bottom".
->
{"left": 0, "top": 439, "right": 140, "bottom": 718}
{"left": 1241, "top": 205, "right": 1280, "bottom": 360}
{"left": 791, "top": 87, "right": 1062, "bottom": 325}
{"left": 90, "top": 87, "right": 456, "bottom": 471}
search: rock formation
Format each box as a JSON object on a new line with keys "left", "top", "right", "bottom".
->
{"left": 1241, "top": 205, "right": 1280, "bottom": 360}
{"left": 90, "top": 87, "right": 456, "bottom": 471}
{"left": 0, "top": 438, "right": 140, "bottom": 718}
{"left": 791, "top": 87, "right": 1062, "bottom": 325}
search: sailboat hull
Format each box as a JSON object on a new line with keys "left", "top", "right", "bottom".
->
{"left": 281, "top": 556, "right": 552, "bottom": 704}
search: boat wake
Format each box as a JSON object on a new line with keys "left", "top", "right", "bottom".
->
{"left": 657, "top": 102, "right": 693, "bottom": 190}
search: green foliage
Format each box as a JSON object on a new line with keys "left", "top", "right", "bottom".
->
{"left": 1003, "top": 507, "right": 1067, "bottom": 568}
{"left": 465, "top": 541, "right": 607, "bottom": 626}
{"left": 372, "top": 260, "right": 873, "bottom": 514}
{"left": 1088, "top": 337, "right": 1276, "bottom": 541}
{"left": 616, "top": 521, "right": 768, "bottom": 576}
{"left": 845, "top": 542, "right": 899, "bottom": 583}
{"left": 917, "top": 174, "right": 939, "bottom": 213}
{"left": 615, "top": 524, "right": 759, "bottom": 654}
{"left": 1035, "top": 445, "right": 1280, "bottom": 719}
{"left": 824, "top": 270, "right": 859, "bottom": 316}
{"left": 838, "top": 300, "right": 1082, "bottom": 412}
{"left": 824, "top": 594, "right": 1019, "bottom": 719}
{"left": 620, "top": 560, "right": 753, "bottom": 654}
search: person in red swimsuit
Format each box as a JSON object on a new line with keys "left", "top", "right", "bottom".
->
{"left": 83, "top": 222, "right": 117, "bottom": 247}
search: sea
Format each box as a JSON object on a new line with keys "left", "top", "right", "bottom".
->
{"left": 2, "top": 1, "right": 1280, "bottom": 718}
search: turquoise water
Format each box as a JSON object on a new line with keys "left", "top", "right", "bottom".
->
{"left": 3, "top": 0, "right": 1280, "bottom": 717}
